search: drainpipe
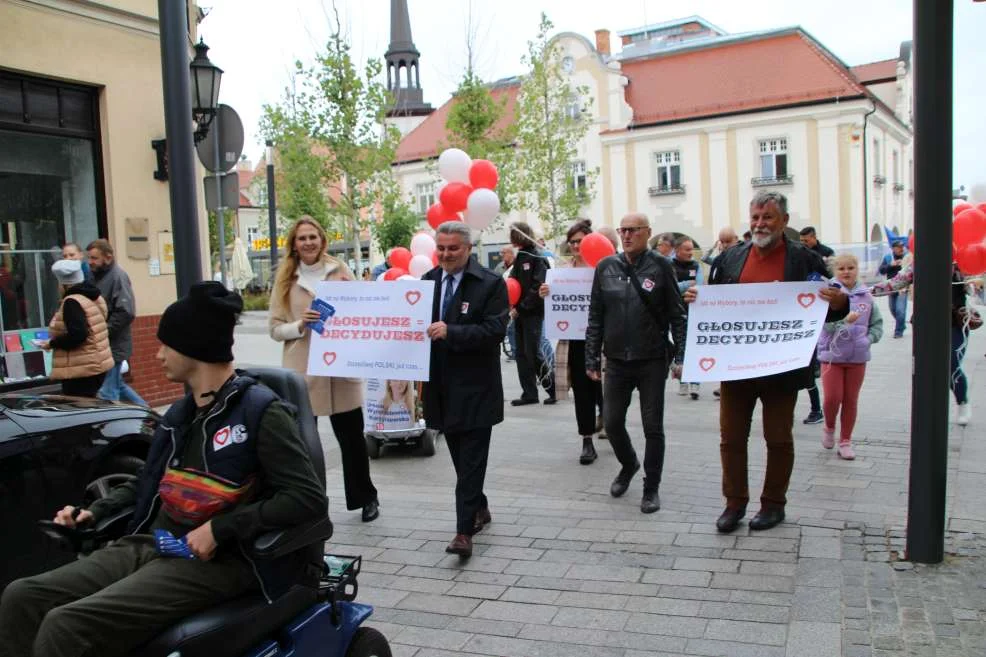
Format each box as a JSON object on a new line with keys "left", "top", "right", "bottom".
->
{"left": 861, "top": 102, "right": 877, "bottom": 242}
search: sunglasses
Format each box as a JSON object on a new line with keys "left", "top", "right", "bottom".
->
{"left": 617, "top": 226, "right": 647, "bottom": 236}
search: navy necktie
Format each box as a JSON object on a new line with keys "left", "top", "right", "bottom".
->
{"left": 441, "top": 275, "right": 455, "bottom": 320}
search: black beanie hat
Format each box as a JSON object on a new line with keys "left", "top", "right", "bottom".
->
{"left": 157, "top": 282, "right": 243, "bottom": 363}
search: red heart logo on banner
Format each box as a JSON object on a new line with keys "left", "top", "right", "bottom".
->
{"left": 322, "top": 352, "right": 337, "bottom": 367}
{"left": 797, "top": 293, "right": 816, "bottom": 309}
{"left": 405, "top": 290, "right": 421, "bottom": 305}
{"left": 556, "top": 320, "right": 570, "bottom": 332}
{"left": 699, "top": 357, "right": 716, "bottom": 372}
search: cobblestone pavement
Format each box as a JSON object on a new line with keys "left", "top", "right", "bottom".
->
{"left": 235, "top": 312, "right": 986, "bottom": 656}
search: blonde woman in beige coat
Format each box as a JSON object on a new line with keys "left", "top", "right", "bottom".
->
{"left": 269, "top": 216, "right": 379, "bottom": 522}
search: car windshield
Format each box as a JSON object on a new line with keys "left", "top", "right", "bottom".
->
{"left": 0, "top": 395, "right": 116, "bottom": 413}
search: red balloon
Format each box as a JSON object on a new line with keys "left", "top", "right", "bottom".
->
{"left": 580, "top": 232, "right": 617, "bottom": 267}
{"left": 388, "top": 246, "right": 412, "bottom": 270}
{"left": 978, "top": 202, "right": 986, "bottom": 215}
{"left": 953, "top": 202, "right": 974, "bottom": 217}
{"left": 426, "top": 202, "right": 459, "bottom": 230}
{"left": 506, "top": 277, "right": 522, "bottom": 307}
{"left": 383, "top": 267, "right": 407, "bottom": 281}
{"left": 439, "top": 182, "right": 473, "bottom": 213}
{"left": 953, "top": 208, "right": 986, "bottom": 249}
{"left": 469, "top": 159, "right": 499, "bottom": 190}
{"left": 955, "top": 243, "right": 986, "bottom": 275}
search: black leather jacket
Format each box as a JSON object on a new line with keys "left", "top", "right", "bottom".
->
{"left": 585, "top": 250, "right": 687, "bottom": 371}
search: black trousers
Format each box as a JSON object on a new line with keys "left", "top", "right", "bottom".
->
{"left": 60, "top": 372, "right": 106, "bottom": 398}
{"left": 514, "top": 313, "right": 555, "bottom": 401}
{"left": 568, "top": 340, "right": 603, "bottom": 436}
{"left": 446, "top": 427, "right": 492, "bottom": 535}
{"left": 603, "top": 357, "right": 669, "bottom": 491}
{"left": 327, "top": 408, "right": 378, "bottom": 510}
{"left": 0, "top": 536, "right": 255, "bottom": 657}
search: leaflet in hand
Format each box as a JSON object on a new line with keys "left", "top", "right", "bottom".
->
{"left": 309, "top": 298, "right": 336, "bottom": 335}
{"left": 153, "top": 529, "right": 196, "bottom": 559}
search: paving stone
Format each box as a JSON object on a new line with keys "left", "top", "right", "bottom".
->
{"left": 641, "top": 569, "right": 712, "bottom": 587}
{"left": 555, "top": 590, "right": 627, "bottom": 610}
{"left": 704, "top": 619, "right": 787, "bottom": 646}
{"left": 445, "top": 616, "right": 524, "bottom": 637}
{"left": 624, "top": 612, "right": 707, "bottom": 638}
{"left": 396, "top": 593, "right": 480, "bottom": 617}
{"left": 392, "top": 625, "right": 473, "bottom": 651}
{"left": 791, "top": 585, "right": 841, "bottom": 622}
{"left": 710, "top": 572, "right": 795, "bottom": 593}
{"left": 785, "top": 621, "right": 841, "bottom": 657}
{"left": 685, "top": 638, "right": 786, "bottom": 657}
{"left": 566, "top": 564, "right": 645, "bottom": 582}
{"left": 471, "top": 599, "right": 559, "bottom": 624}
{"left": 673, "top": 557, "right": 741, "bottom": 573}
{"left": 445, "top": 582, "right": 507, "bottom": 599}
{"left": 551, "top": 606, "right": 630, "bottom": 631}
{"left": 499, "top": 587, "right": 561, "bottom": 605}
{"left": 698, "top": 601, "right": 790, "bottom": 623}
{"left": 623, "top": 596, "right": 702, "bottom": 617}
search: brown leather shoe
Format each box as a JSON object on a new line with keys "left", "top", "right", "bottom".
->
{"left": 445, "top": 534, "right": 473, "bottom": 557}
{"left": 473, "top": 508, "right": 492, "bottom": 533}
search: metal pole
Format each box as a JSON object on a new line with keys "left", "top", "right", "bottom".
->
{"left": 157, "top": 0, "right": 203, "bottom": 297}
{"left": 213, "top": 115, "right": 228, "bottom": 288}
{"left": 906, "top": 0, "right": 953, "bottom": 564}
{"left": 266, "top": 140, "right": 278, "bottom": 275}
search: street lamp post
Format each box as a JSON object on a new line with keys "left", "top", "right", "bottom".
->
{"left": 266, "top": 140, "right": 279, "bottom": 276}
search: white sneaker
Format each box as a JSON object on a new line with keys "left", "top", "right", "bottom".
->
{"left": 678, "top": 382, "right": 688, "bottom": 396}
{"left": 957, "top": 403, "right": 971, "bottom": 426}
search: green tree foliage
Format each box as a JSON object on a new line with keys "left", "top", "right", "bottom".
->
{"left": 374, "top": 193, "right": 421, "bottom": 253}
{"left": 260, "top": 4, "right": 400, "bottom": 273}
{"left": 512, "top": 13, "right": 597, "bottom": 239}
{"left": 207, "top": 208, "right": 235, "bottom": 264}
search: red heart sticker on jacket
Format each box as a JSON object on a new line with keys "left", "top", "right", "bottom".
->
{"left": 405, "top": 290, "right": 421, "bottom": 305}
{"left": 322, "top": 352, "right": 337, "bottom": 366}
{"left": 699, "top": 357, "right": 716, "bottom": 372}
{"left": 797, "top": 293, "right": 816, "bottom": 309}
{"left": 556, "top": 321, "right": 570, "bottom": 332}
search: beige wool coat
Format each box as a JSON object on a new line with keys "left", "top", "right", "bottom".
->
{"left": 269, "top": 256, "right": 363, "bottom": 417}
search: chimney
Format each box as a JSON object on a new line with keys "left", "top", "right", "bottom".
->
{"left": 594, "top": 29, "right": 611, "bottom": 56}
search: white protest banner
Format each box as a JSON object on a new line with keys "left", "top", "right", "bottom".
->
{"left": 544, "top": 267, "right": 595, "bottom": 340}
{"left": 306, "top": 280, "right": 434, "bottom": 381}
{"left": 363, "top": 379, "right": 419, "bottom": 432}
{"left": 681, "top": 281, "right": 830, "bottom": 382}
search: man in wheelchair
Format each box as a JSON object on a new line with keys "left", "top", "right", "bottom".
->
{"left": 0, "top": 282, "right": 329, "bottom": 657}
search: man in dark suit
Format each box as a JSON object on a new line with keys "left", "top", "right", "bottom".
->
{"left": 423, "top": 221, "right": 509, "bottom": 557}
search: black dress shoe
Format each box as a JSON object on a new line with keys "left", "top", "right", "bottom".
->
{"left": 445, "top": 534, "right": 473, "bottom": 557}
{"left": 749, "top": 508, "right": 785, "bottom": 531}
{"left": 473, "top": 507, "right": 492, "bottom": 533}
{"left": 361, "top": 499, "right": 380, "bottom": 522}
{"left": 716, "top": 507, "right": 745, "bottom": 533}
{"left": 510, "top": 398, "right": 538, "bottom": 406}
{"left": 543, "top": 397, "right": 557, "bottom": 405}
{"left": 610, "top": 461, "right": 641, "bottom": 497}
{"left": 640, "top": 489, "right": 660, "bottom": 514}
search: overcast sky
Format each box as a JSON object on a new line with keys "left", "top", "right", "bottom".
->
{"left": 198, "top": 0, "right": 984, "bottom": 191}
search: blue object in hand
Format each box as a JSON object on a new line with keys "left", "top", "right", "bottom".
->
{"left": 153, "top": 529, "right": 196, "bottom": 559}
{"left": 309, "top": 299, "right": 336, "bottom": 335}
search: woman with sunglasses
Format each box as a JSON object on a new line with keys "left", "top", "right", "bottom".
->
{"left": 539, "top": 219, "right": 613, "bottom": 464}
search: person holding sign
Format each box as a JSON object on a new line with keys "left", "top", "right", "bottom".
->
{"left": 422, "top": 222, "right": 509, "bottom": 558}
{"left": 269, "top": 217, "right": 380, "bottom": 523}
{"left": 585, "top": 213, "right": 687, "bottom": 514}
{"left": 509, "top": 222, "right": 555, "bottom": 406}
{"left": 539, "top": 219, "right": 610, "bottom": 466}
{"left": 684, "top": 191, "right": 848, "bottom": 533}
{"left": 670, "top": 236, "right": 703, "bottom": 400}
{"left": 817, "top": 254, "right": 883, "bottom": 460}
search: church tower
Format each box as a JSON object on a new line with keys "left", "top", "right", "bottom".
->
{"left": 384, "top": 0, "right": 433, "bottom": 137}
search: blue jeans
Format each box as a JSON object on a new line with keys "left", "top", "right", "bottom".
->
{"left": 98, "top": 362, "right": 148, "bottom": 406}
{"left": 888, "top": 292, "right": 908, "bottom": 337}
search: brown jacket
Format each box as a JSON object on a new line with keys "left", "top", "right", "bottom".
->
{"left": 269, "top": 256, "right": 363, "bottom": 417}
{"left": 49, "top": 293, "right": 114, "bottom": 380}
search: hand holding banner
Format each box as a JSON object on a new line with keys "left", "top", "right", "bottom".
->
{"left": 307, "top": 281, "right": 434, "bottom": 381}
{"left": 681, "top": 282, "right": 830, "bottom": 382}
{"left": 544, "top": 268, "right": 595, "bottom": 340}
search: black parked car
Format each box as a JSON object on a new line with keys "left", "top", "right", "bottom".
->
{"left": 0, "top": 394, "right": 157, "bottom": 591}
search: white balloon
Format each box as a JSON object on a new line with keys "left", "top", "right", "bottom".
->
{"left": 408, "top": 254, "right": 433, "bottom": 277}
{"left": 398, "top": 274, "right": 417, "bottom": 280}
{"left": 464, "top": 188, "right": 501, "bottom": 231}
{"left": 410, "top": 232, "right": 437, "bottom": 257}
{"left": 438, "top": 148, "right": 472, "bottom": 184}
